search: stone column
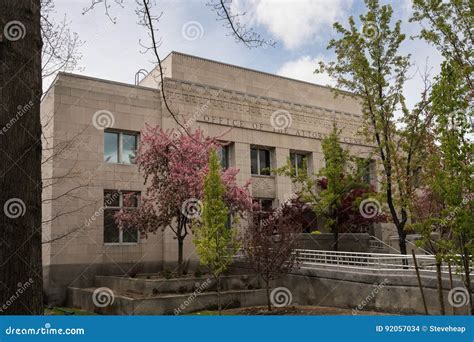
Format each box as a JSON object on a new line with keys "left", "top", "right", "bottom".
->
{"left": 274, "top": 147, "right": 292, "bottom": 206}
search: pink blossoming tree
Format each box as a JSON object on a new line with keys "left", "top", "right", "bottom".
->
{"left": 116, "top": 125, "right": 252, "bottom": 273}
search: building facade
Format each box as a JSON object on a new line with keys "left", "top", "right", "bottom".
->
{"left": 41, "top": 51, "right": 392, "bottom": 305}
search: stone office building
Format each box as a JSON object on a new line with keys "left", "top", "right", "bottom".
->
{"left": 41, "top": 51, "right": 388, "bottom": 304}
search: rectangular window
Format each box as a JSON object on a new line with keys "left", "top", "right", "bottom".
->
{"left": 290, "top": 152, "right": 307, "bottom": 176}
{"left": 358, "top": 159, "right": 375, "bottom": 185}
{"left": 218, "top": 144, "right": 230, "bottom": 169}
{"left": 104, "top": 130, "right": 138, "bottom": 164}
{"left": 253, "top": 198, "right": 274, "bottom": 211}
{"left": 104, "top": 190, "right": 140, "bottom": 244}
{"left": 251, "top": 147, "right": 271, "bottom": 175}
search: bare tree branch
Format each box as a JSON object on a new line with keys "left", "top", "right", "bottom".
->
{"left": 208, "top": 0, "right": 276, "bottom": 49}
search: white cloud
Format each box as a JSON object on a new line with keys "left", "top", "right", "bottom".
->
{"left": 232, "top": 0, "right": 353, "bottom": 49}
{"left": 277, "top": 56, "right": 336, "bottom": 87}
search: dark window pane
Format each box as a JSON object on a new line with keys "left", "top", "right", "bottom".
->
{"left": 104, "top": 190, "right": 120, "bottom": 207}
{"left": 104, "top": 209, "right": 120, "bottom": 243}
{"left": 123, "top": 192, "right": 140, "bottom": 208}
{"left": 259, "top": 149, "right": 270, "bottom": 175}
{"left": 251, "top": 148, "right": 258, "bottom": 175}
{"left": 261, "top": 199, "right": 273, "bottom": 211}
{"left": 122, "top": 133, "right": 137, "bottom": 164}
{"left": 219, "top": 145, "right": 229, "bottom": 169}
{"left": 358, "top": 159, "right": 372, "bottom": 184}
{"left": 122, "top": 227, "right": 138, "bottom": 243}
{"left": 104, "top": 132, "right": 118, "bottom": 163}
{"left": 297, "top": 154, "right": 305, "bottom": 172}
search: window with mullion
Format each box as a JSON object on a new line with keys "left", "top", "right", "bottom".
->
{"left": 250, "top": 147, "right": 271, "bottom": 175}
{"left": 290, "top": 152, "right": 307, "bottom": 176}
{"left": 103, "top": 190, "right": 140, "bottom": 244}
{"left": 104, "top": 130, "right": 138, "bottom": 164}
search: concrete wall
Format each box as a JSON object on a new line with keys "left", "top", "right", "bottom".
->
{"left": 231, "top": 262, "right": 472, "bottom": 315}
{"left": 296, "top": 233, "right": 371, "bottom": 252}
{"left": 41, "top": 73, "right": 166, "bottom": 304}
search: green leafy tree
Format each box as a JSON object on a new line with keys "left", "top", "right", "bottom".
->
{"left": 411, "top": 61, "right": 473, "bottom": 315}
{"left": 410, "top": 0, "right": 472, "bottom": 88}
{"left": 276, "top": 123, "right": 382, "bottom": 250}
{"left": 193, "top": 149, "right": 240, "bottom": 314}
{"left": 317, "top": 0, "right": 433, "bottom": 254}
{"left": 409, "top": 0, "right": 473, "bottom": 315}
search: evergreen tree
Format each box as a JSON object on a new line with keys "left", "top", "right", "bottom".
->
{"left": 194, "top": 149, "right": 240, "bottom": 314}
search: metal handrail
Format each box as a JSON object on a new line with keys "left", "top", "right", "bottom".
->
{"left": 294, "top": 249, "right": 472, "bottom": 273}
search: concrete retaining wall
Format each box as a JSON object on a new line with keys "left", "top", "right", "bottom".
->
{"left": 94, "top": 274, "right": 261, "bottom": 295}
{"left": 231, "top": 261, "right": 472, "bottom": 315}
{"left": 296, "top": 233, "right": 371, "bottom": 252}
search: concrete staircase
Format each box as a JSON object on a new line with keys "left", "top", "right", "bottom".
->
{"left": 67, "top": 274, "right": 267, "bottom": 315}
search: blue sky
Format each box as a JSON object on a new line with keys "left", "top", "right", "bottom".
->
{"left": 51, "top": 0, "right": 442, "bottom": 110}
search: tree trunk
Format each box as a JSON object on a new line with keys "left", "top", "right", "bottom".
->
{"left": 397, "top": 229, "right": 407, "bottom": 255}
{"left": 265, "top": 280, "right": 271, "bottom": 312}
{"left": 217, "top": 275, "right": 221, "bottom": 315}
{"left": 0, "top": 0, "right": 43, "bottom": 315}
{"left": 177, "top": 237, "right": 184, "bottom": 274}
{"left": 436, "top": 260, "right": 446, "bottom": 315}
{"left": 386, "top": 180, "right": 407, "bottom": 255}
{"left": 460, "top": 235, "right": 473, "bottom": 315}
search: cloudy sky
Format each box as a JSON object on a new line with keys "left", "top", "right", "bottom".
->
{"left": 51, "top": 0, "right": 442, "bottom": 110}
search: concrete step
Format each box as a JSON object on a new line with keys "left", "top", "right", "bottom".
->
{"left": 67, "top": 286, "right": 267, "bottom": 315}
{"left": 93, "top": 274, "right": 261, "bottom": 295}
